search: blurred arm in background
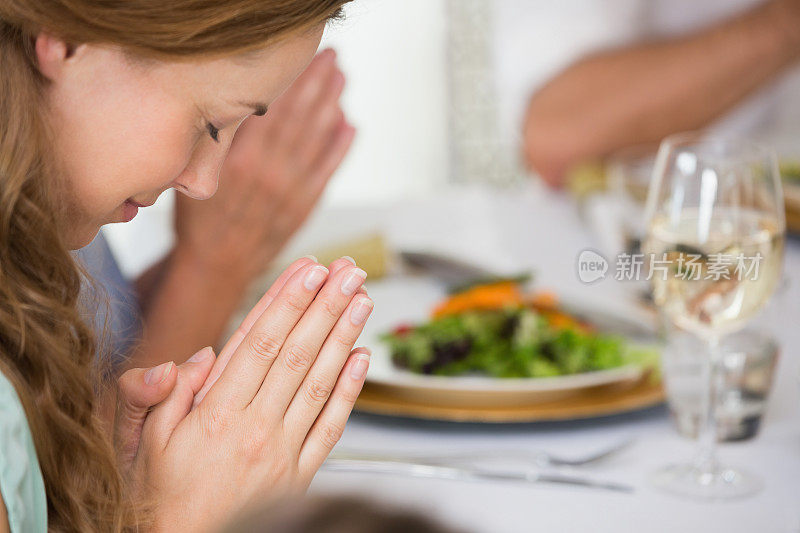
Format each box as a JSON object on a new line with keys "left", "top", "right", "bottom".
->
{"left": 130, "top": 49, "right": 355, "bottom": 368}
{"left": 523, "top": 0, "right": 800, "bottom": 187}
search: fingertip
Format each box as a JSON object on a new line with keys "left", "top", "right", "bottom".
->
{"left": 327, "top": 256, "right": 355, "bottom": 275}
{"left": 318, "top": 48, "right": 336, "bottom": 61}
{"left": 277, "top": 259, "right": 322, "bottom": 293}
{"left": 180, "top": 347, "right": 217, "bottom": 395}
{"left": 339, "top": 120, "right": 356, "bottom": 141}
{"left": 348, "top": 349, "right": 370, "bottom": 381}
{"left": 185, "top": 346, "right": 216, "bottom": 366}
{"left": 144, "top": 361, "right": 175, "bottom": 387}
{"left": 303, "top": 263, "right": 329, "bottom": 292}
{"left": 290, "top": 255, "right": 318, "bottom": 270}
{"left": 152, "top": 364, "right": 178, "bottom": 399}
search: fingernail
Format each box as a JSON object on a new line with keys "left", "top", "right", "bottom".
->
{"left": 304, "top": 265, "right": 329, "bottom": 291}
{"left": 145, "top": 361, "right": 173, "bottom": 385}
{"left": 341, "top": 268, "right": 367, "bottom": 295}
{"left": 187, "top": 347, "right": 213, "bottom": 364}
{"left": 349, "top": 296, "right": 373, "bottom": 325}
{"left": 350, "top": 352, "right": 370, "bottom": 380}
{"left": 341, "top": 255, "right": 356, "bottom": 266}
{"left": 302, "top": 254, "right": 318, "bottom": 262}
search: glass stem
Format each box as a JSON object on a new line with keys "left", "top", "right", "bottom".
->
{"left": 694, "top": 335, "right": 722, "bottom": 475}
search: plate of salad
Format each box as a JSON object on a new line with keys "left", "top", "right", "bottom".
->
{"left": 365, "top": 278, "right": 659, "bottom": 406}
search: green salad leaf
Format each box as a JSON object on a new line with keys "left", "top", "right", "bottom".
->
{"left": 382, "top": 307, "right": 658, "bottom": 378}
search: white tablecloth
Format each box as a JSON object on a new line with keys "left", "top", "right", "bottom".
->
{"left": 289, "top": 183, "right": 800, "bottom": 533}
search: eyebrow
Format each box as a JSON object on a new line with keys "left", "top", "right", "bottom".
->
{"left": 238, "top": 101, "right": 269, "bottom": 116}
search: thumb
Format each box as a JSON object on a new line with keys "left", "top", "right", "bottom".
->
{"left": 140, "top": 347, "right": 217, "bottom": 454}
{"left": 114, "top": 360, "right": 178, "bottom": 472}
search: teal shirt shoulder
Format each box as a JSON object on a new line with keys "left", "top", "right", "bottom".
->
{"left": 0, "top": 371, "right": 47, "bottom": 533}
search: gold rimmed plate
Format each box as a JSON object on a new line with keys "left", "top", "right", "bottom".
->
{"left": 356, "top": 374, "right": 664, "bottom": 423}
{"left": 360, "top": 276, "right": 661, "bottom": 415}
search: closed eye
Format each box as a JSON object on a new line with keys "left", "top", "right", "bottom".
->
{"left": 206, "top": 122, "right": 220, "bottom": 143}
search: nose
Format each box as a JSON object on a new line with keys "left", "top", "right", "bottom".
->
{"left": 173, "top": 170, "right": 218, "bottom": 200}
{"left": 172, "top": 145, "right": 227, "bottom": 200}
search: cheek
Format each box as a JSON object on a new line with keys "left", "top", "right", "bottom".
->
{"left": 52, "top": 73, "right": 198, "bottom": 218}
{"left": 118, "top": 119, "right": 198, "bottom": 192}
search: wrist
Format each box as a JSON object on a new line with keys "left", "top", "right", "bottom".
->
{"left": 170, "top": 243, "right": 254, "bottom": 293}
{"left": 167, "top": 245, "right": 254, "bottom": 312}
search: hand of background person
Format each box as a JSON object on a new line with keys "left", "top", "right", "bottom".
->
{"left": 522, "top": 0, "right": 800, "bottom": 189}
{"left": 130, "top": 257, "right": 372, "bottom": 532}
{"left": 173, "top": 49, "right": 355, "bottom": 284}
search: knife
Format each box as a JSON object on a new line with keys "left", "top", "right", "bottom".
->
{"left": 398, "top": 250, "right": 503, "bottom": 289}
{"left": 322, "top": 458, "right": 634, "bottom": 494}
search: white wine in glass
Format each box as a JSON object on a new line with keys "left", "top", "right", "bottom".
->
{"left": 648, "top": 208, "right": 784, "bottom": 338}
{"left": 643, "top": 133, "right": 785, "bottom": 500}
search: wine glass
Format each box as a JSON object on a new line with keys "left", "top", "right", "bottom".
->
{"left": 643, "top": 132, "right": 785, "bottom": 499}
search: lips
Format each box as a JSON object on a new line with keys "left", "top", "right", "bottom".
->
{"left": 121, "top": 201, "right": 139, "bottom": 222}
{"left": 118, "top": 196, "right": 160, "bottom": 223}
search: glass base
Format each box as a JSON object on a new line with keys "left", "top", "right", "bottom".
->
{"left": 650, "top": 463, "right": 762, "bottom": 500}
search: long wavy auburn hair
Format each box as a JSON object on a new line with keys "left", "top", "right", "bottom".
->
{"left": 0, "top": 1, "right": 350, "bottom": 531}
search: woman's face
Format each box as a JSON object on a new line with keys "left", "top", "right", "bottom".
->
{"left": 37, "top": 27, "right": 324, "bottom": 248}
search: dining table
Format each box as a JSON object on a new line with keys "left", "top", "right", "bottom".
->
{"left": 273, "top": 182, "right": 800, "bottom": 533}
{"left": 105, "top": 178, "right": 799, "bottom": 533}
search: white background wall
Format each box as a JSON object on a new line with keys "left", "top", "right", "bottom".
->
{"left": 318, "top": 0, "right": 449, "bottom": 206}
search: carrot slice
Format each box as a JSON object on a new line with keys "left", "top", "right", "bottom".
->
{"left": 527, "top": 291, "right": 559, "bottom": 311}
{"left": 432, "top": 281, "right": 524, "bottom": 318}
